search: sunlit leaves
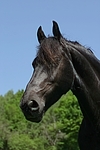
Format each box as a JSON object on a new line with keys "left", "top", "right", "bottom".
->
{"left": 0, "top": 90, "right": 82, "bottom": 150}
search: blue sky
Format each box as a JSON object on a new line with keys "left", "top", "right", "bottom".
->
{"left": 0, "top": 1, "right": 100, "bottom": 95}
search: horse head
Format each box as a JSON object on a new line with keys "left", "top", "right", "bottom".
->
{"left": 20, "top": 21, "right": 75, "bottom": 122}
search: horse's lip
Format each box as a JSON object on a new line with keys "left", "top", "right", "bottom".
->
{"left": 25, "top": 116, "right": 42, "bottom": 123}
{"left": 24, "top": 110, "right": 45, "bottom": 123}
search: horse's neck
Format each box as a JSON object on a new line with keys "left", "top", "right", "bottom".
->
{"left": 74, "top": 45, "right": 100, "bottom": 80}
{"left": 71, "top": 47, "right": 100, "bottom": 127}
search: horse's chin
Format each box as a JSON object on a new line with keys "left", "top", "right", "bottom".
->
{"left": 23, "top": 109, "right": 44, "bottom": 123}
{"left": 25, "top": 115, "right": 43, "bottom": 123}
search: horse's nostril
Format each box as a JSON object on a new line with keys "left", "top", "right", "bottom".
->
{"left": 28, "top": 100, "right": 39, "bottom": 111}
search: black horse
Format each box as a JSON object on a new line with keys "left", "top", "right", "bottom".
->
{"left": 20, "top": 21, "right": 100, "bottom": 150}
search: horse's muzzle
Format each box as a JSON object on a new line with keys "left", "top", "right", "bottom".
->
{"left": 20, "top": 98, "right": 45, "bottom": 123}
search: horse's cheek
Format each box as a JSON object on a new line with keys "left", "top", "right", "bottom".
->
{"left": 56, "top": 59, "right": 74, "bottom": 92}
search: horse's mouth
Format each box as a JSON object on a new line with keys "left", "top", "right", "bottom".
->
{"left": 23, "top": 109, "right": 44, "bottom": 123}
{"left": 25, "top": 115, "right": 42, "bottom": 123}
{"left": 20, "top": 99, "right": 45, "bottom": 123}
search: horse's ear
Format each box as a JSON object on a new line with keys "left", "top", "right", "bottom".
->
{"left": 52, "top": 21, "right": 62, "bottom": 40}
{"left": 37, "top": 26, "right": 46, "bottom": 43}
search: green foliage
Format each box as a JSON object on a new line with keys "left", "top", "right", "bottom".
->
{"left": 54, "top": 91, "right": 82, "bottom": 150}
{"left": 0, "top": 90, "right": 82, "bottom": 150}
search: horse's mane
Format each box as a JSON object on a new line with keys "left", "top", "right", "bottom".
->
{"left": 36, "top": 37, "right": 62, "bottom": 69}
{"left": 36, "top": 36, "right": 94, "bottom": 69}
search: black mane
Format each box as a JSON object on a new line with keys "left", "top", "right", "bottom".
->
{"left": 36, "top": 37, "right": 62, "bottom": 69}
{"left": 36, "top": 35, "right": 94, "bottom": 70}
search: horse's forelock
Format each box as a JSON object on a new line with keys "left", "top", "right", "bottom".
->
{"left": 37, "top": 37, "right": 62, "bottom": 68}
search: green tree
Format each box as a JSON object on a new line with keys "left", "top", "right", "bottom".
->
{"left": 0, "top": 90, "right": 82, "bottom": 150}
{"left": 41, "top": 91, "right": 82, "bottom": 150}
{"left": 54, "top": 91, "right": 82, "bottom": 150}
